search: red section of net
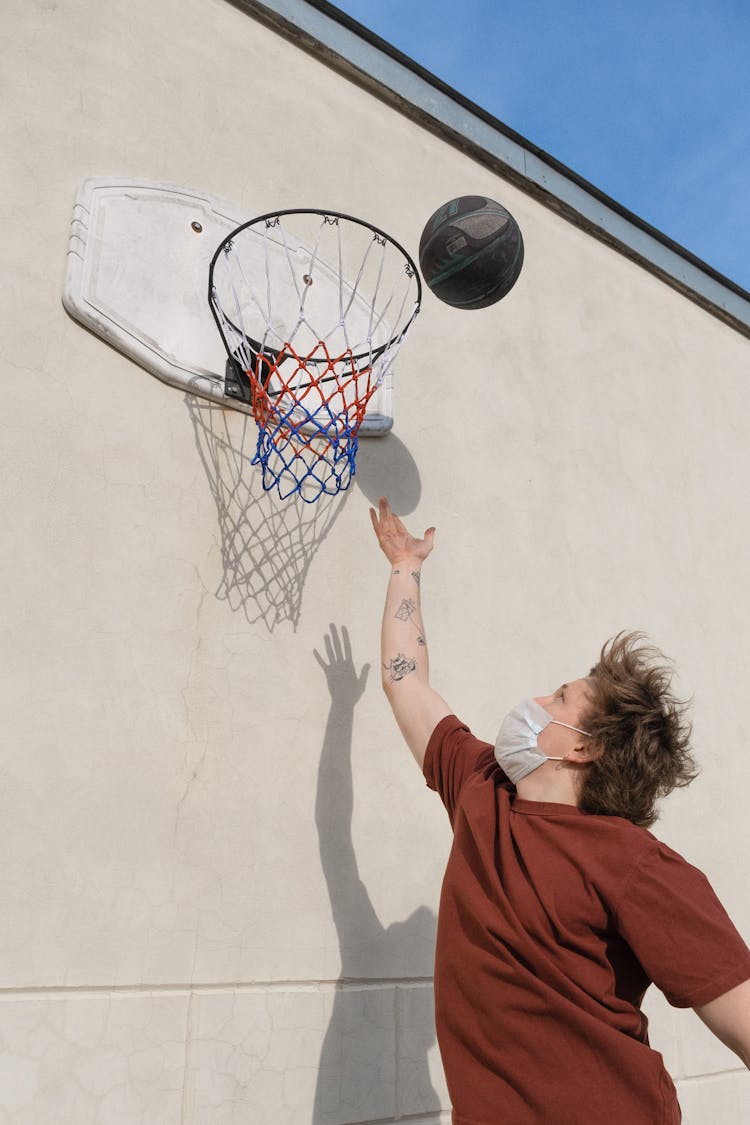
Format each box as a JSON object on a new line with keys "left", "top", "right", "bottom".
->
{"left": 246, "top": 340, "right": 379, "bottom": 458}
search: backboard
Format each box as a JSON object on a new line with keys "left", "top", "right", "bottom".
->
{"left": 62, "top": 178, "right": 397, "bottom": 434}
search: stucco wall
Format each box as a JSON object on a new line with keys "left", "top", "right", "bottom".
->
{"left": 1, "top": 1, "right": 749, "bottom": 1122}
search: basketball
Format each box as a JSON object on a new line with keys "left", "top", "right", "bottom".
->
{"left": 418, "top": 195, "right": 524, "bottom": 309}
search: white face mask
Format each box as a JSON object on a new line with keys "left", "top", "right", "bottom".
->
{"left": 494, "top": 698, "right": 591, "bottom": 784}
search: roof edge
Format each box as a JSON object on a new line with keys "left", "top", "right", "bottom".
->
{"left": 230, "top": 0, "right": 750, "bottom": 339}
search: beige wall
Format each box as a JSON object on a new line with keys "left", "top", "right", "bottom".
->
{"left": 1, "top": 0, "right": 749, "bottom": 1122}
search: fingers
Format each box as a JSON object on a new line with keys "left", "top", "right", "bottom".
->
{"left": 379, "top": 496, "right": 396, "bottom": 528}
{"left": 371, "top": 498, "right": 396, "bottom": 541}
{"left": 371, "top": 497, "right": 436, "bottom": 555}
{"left": 318, "top": 625, "right": 350, "bottom": 666}
{"left": 379, "top": 496, "right": 408, "bottom": 536}
{"left": 341, "top": 625, "right": 352, "bottom": 663}
{"left": 330, "top": 623, "right": 344, "bottom": 662}
{"left": 315, "top": 627, "right": 359, "bottom": 674}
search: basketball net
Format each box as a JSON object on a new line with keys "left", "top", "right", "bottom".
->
{"left": 209, "top": 211, "right": 421, "bottom": 503}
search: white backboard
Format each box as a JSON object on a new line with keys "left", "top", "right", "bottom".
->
{"left": 62, "top": 178, "right": 395, "bottom": 433}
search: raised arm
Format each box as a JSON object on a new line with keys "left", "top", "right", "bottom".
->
{"left": 694, "top": 979, "right": 750, "bottom": 1069}
{"left": 369, "top": 497, "right": 452, "bottom": 768}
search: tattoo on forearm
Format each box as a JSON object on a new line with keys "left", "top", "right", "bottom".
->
{"left": 395, "top": 597, "right": 417, "bottom": 622}
{"left": 384, "top": 653, "right": 416, "bottom": 681}
{"left": 411, "top": 570, "right": 421, "bottom": 586}
{"left": 394, "top": 595, "right": 426, "bottom": 649}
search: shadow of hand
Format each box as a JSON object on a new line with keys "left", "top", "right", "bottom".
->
{"left": 314, "top": 624, "right": 370, "bottom": 705}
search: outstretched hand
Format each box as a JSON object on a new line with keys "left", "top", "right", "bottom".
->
{"left": 369, "top": 497, "right": 435, "bottom": 566}
{"left": 314, "top": 624, "right": 370, "bottom": 704}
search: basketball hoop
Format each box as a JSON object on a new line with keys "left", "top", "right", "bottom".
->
{"left": 208, "top": 209, "right": 421, "bottom": 503}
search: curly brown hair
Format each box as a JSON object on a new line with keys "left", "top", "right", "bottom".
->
{"left": 577, "top": 632, "right": 698, "bottom": 828}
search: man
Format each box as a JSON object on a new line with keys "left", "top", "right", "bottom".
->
{"left": 370, "top": 497, "right": 750, "bottom": 1125}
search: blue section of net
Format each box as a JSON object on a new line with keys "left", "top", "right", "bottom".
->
{"left": 252, "top": 423, "right": 359, "bottom": 503}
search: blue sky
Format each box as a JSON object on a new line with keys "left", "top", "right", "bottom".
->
{"left": 332, "top": 0, "right": 750, "bottom": 293}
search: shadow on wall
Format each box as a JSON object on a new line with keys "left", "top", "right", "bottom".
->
{"left": 353, "top": 431, "right": 422, "bottom": 517}
{"left": 313, "top": 627, "right": 441, "bottom": 1124}
{"left": 186, "top": 396, "right": 346, "bottom": 631}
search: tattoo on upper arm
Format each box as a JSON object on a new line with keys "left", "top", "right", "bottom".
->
{"left": 417, "top": 635, "right": 426, "bottom": 646}
{"left": 395, "top": 597, "right": 417, "bottom": 622}
{"left": 384, "top": 653, "right": 416, "bottom": 681}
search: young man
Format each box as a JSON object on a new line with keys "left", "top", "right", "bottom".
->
{"left": 370, "top": 497, "right": 750, "bottom": 1125}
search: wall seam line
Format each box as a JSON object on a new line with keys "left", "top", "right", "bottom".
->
{"left": 0, "top": 977, "right": 435, "bottom": 997}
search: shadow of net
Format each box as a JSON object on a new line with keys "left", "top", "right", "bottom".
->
{"left": 186, "top": 395, "right": 346, "bottom": 631}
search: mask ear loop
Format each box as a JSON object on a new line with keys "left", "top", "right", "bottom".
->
{"left": 549, "top": 720, "right": 592, "bottom": 737}
{"left": 550, "top": 719, "right": 592, "bottom": 772}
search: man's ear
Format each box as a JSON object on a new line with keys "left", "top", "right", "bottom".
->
{"left": 571, "top": 742, "right": 604, "bottom": 765}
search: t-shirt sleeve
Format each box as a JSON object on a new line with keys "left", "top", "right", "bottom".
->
{"left": 616, "top": 840, "right": 750, "bottom": 1008}
{"left": 422, "top": 714, "right": 500, "bottom": 827}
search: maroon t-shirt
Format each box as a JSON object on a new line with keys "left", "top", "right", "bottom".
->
{"left": 424, "top": 716, "right": 750, "bottom": 1125}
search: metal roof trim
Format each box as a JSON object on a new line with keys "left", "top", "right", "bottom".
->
{"left": 231, "top": 0, "right": 750, "bottom": 337}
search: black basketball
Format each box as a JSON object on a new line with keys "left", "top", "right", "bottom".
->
{"left": 418, "top": 195, "right": 524, "bottom": 310}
